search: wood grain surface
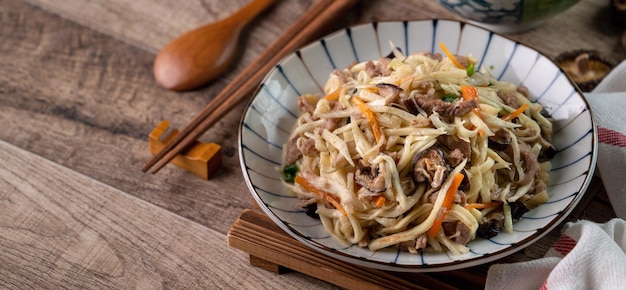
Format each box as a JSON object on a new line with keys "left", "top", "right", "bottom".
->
{"left": 0, "top": 139, "right": 335, "bottom": 289}
{"left": 0, "top": 0, "right": 622, "bottom": 288}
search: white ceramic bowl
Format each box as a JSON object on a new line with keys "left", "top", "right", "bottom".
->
{"left": 239, "top": 20, "right": 597, "bottom": 272}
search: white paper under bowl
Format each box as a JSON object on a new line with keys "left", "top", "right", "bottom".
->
{"left": 238, "top": 20, "right": 597, "bottom": 272}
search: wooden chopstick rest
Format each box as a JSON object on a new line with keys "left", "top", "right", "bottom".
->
{"left": 148, "top": 120, "right": 222, "bottom": 179}
{"left": 142, "top": 0, "right": 356, "bottom": 174}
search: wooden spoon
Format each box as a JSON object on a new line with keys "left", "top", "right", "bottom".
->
{"left": 154, "top": 0, "right": 276, "bottom": 91}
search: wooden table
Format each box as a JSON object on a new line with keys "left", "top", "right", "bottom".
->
{"left": 0, "top": 0, "right": 621, "bottom": 288}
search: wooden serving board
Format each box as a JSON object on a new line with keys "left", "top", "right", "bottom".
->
{"left": 227, "top": 176, "right": 609, "bottom": 289}
{"left": 227, "top": 209, "right": 488, "bottom": 290}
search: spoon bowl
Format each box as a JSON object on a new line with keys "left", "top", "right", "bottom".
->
{"left": 154, "top": 0, "right": 275, "bottom": 91}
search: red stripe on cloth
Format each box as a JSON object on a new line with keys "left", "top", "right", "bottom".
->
{"left": 538, "top": 235, "right": 578, "bottom": 289}
{"left": 598, "top": 126, "right": 626, "bottom": 147}
{"left": 552, "top": 234, "right": 577, "bottom": 256}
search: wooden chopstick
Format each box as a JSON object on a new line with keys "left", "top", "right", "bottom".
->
{"left": 142, "top": 0, "right": 334, "bottom": 172}
{"left": 143, "top": 0, "right": 357, "bottom": 173}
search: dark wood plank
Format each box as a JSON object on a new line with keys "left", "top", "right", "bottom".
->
{"left": 22, "top": 0, "right": 269, "bottom": 53}
{"left": 511, "top": 0, "right": 626, "bottom": 62}
{"left": 0, "top": 139, "right": 337, "bottom": 289}
{"left": 357, "top": 0, "right": 626, "bottom": 62}
{"left": 0, "top": 0, "right": 254, "bottom": 236}
{"left": 4, "top": 0, "right": 619, "bottom": 237}
{"left": 1, "top": 0, "right": 622, "bottom": 288}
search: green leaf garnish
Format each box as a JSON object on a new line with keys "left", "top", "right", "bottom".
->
{"left": 282, "top": 163, "right": 299, "bottom": 183}
{"left": 466, "top": 63, "right": 475, "bottom": 76}
{"left": 442, "top": 94, "right": 458, "bottom": 103}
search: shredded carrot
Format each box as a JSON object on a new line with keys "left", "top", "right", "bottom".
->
{"left": 460, "top": 85, "right": 484, "bottom": 136}
{"left": 461, "top": 85, "right": 478, "bottom": 101}
{"left": 464, "top": 202, "right": 502, "bottom": 211}
{"left": 373, "top": 195, "right": 386, "bottom": 208}
{"left": 294, "top": 175, "right": 347, "bottom": 216}
{"left": 427, "top": 173, "right": 465, "bottom": 238}
{"left": 394, "top": 76, "right": 413, "bottom": 87}
{"left": 440, "top": 42, "right": 466, "bottom": 69}
{"left": 323, "top": 87, "right": 342, "bottom": 101}
{"left": 352, "top": 96, "right": 382, "bottom": 144}
{"left": 472, "top": 107, "right": 483, "bottom": 120}
{"left": 476, "top": 127, "right": 485, "bottom": 137}
{"left": 473, "top": 108, "right": 482, "bottom": 119}
{"left": 462, "top": 86, "right": 483, "bottom": 118}
{"left": 365, "top": 87, "right": 379, "bottom": 93}
{"left": 501, "top": 103, "right": 529, "bottom": 122}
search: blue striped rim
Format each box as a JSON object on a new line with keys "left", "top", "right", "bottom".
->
{"left": 403, "top": 21, "right": 409, "bottom": 56}
{"left": 544, "top": 192, "right": 578, "bottom": 204}
{"left": 242, "top": 123, "right": 283, "bottom": 149}
{"left": 555, "top": 128, "right": 594, "bottom": 153}
{"left": 549, "top": 88, "right": 578, "bottom": 116}
{"left": 252, "top": 182, "right": 293, "bottom": 198}
{"left": 259, "top": 84, "right": 298, "bottom": 118}
{"left": 476, "top": 31, "right": 493, "bottom": 70}
{"left": 276, "top": 64, "right": 302, "bottom": 97}
{"left": 534, "top": 69, "right": 560, "bottom": 102}
{"left": 238, "top": 20, "right": 596, "bottom": 271}
{"left": 242, "top": 145, "right": 280, "bottom": 166}
{"left": 496, "top": 42, "right": 518, "bottom": 81}
{"left": 519, "top": 212, "right": 560, "bottom": 220}
{"left": 319, "top": 39, "right": 337, "bottom": 70}
{"left": 431, "top": 19, "right": 438, "bottom": 53}
{"left": 295, "top": 50, "right": 324, "bottom": 91}
{"left": 392, "top": 247, "right": 401, "bottom": 264}
{"left": 264, "top": 204, "right": 305, "bottom": 214}
{"left": 551, "top": 152, "right": 592, "bottom": 171}
{"left": 345, "top": 27, "right": 360, "bottom": 62}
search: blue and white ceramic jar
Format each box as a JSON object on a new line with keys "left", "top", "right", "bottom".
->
{"left": 437, "top": 0, "right": 580, "bottom": 33}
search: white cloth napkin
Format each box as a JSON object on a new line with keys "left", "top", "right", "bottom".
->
{"left": 586, "top": 59, "right": 626, "bottom": 219}
{"left": 485, "top": 61, "right": 626, "bottom": 289}
{"left": 486, "top": 219, "right": 626, "bottom": 290}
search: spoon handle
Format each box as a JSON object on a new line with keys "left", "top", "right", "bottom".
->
{"left": 228, "top": 0, "right": 276, "bottom": 25}
{"left": 144, "top": 0, "right": 358, "bottom": 173}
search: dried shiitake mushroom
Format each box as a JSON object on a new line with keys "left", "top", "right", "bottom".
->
{"left": 555, "top": 50, "right": 614, "bottom": 92}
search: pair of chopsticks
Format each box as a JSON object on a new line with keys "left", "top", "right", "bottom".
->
{"left": 142, "top": 0, "right": 358, "bottom": 174}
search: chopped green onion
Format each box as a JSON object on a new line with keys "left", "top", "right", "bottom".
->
{"left": 282, "top": 164, "right": 299, "bottom": 183}
{"left": 442, "top": 94, "right": 458, "bottom": 103}
{"left": 466, "top": 63, "right": 475, "bottom": 76}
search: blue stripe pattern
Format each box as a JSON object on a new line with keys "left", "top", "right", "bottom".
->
{"left": 345, "top": 27, "right": 360, "bottom": 62}
{"left": 238, "top": 20, "right": 597, "bottom": 272}
{"left": 496, "top": 43, "right": 518, "bottom": 81}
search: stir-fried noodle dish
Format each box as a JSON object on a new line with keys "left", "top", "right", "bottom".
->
{"left": 281, "top": 44, "right": 554, "bottom": 255}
